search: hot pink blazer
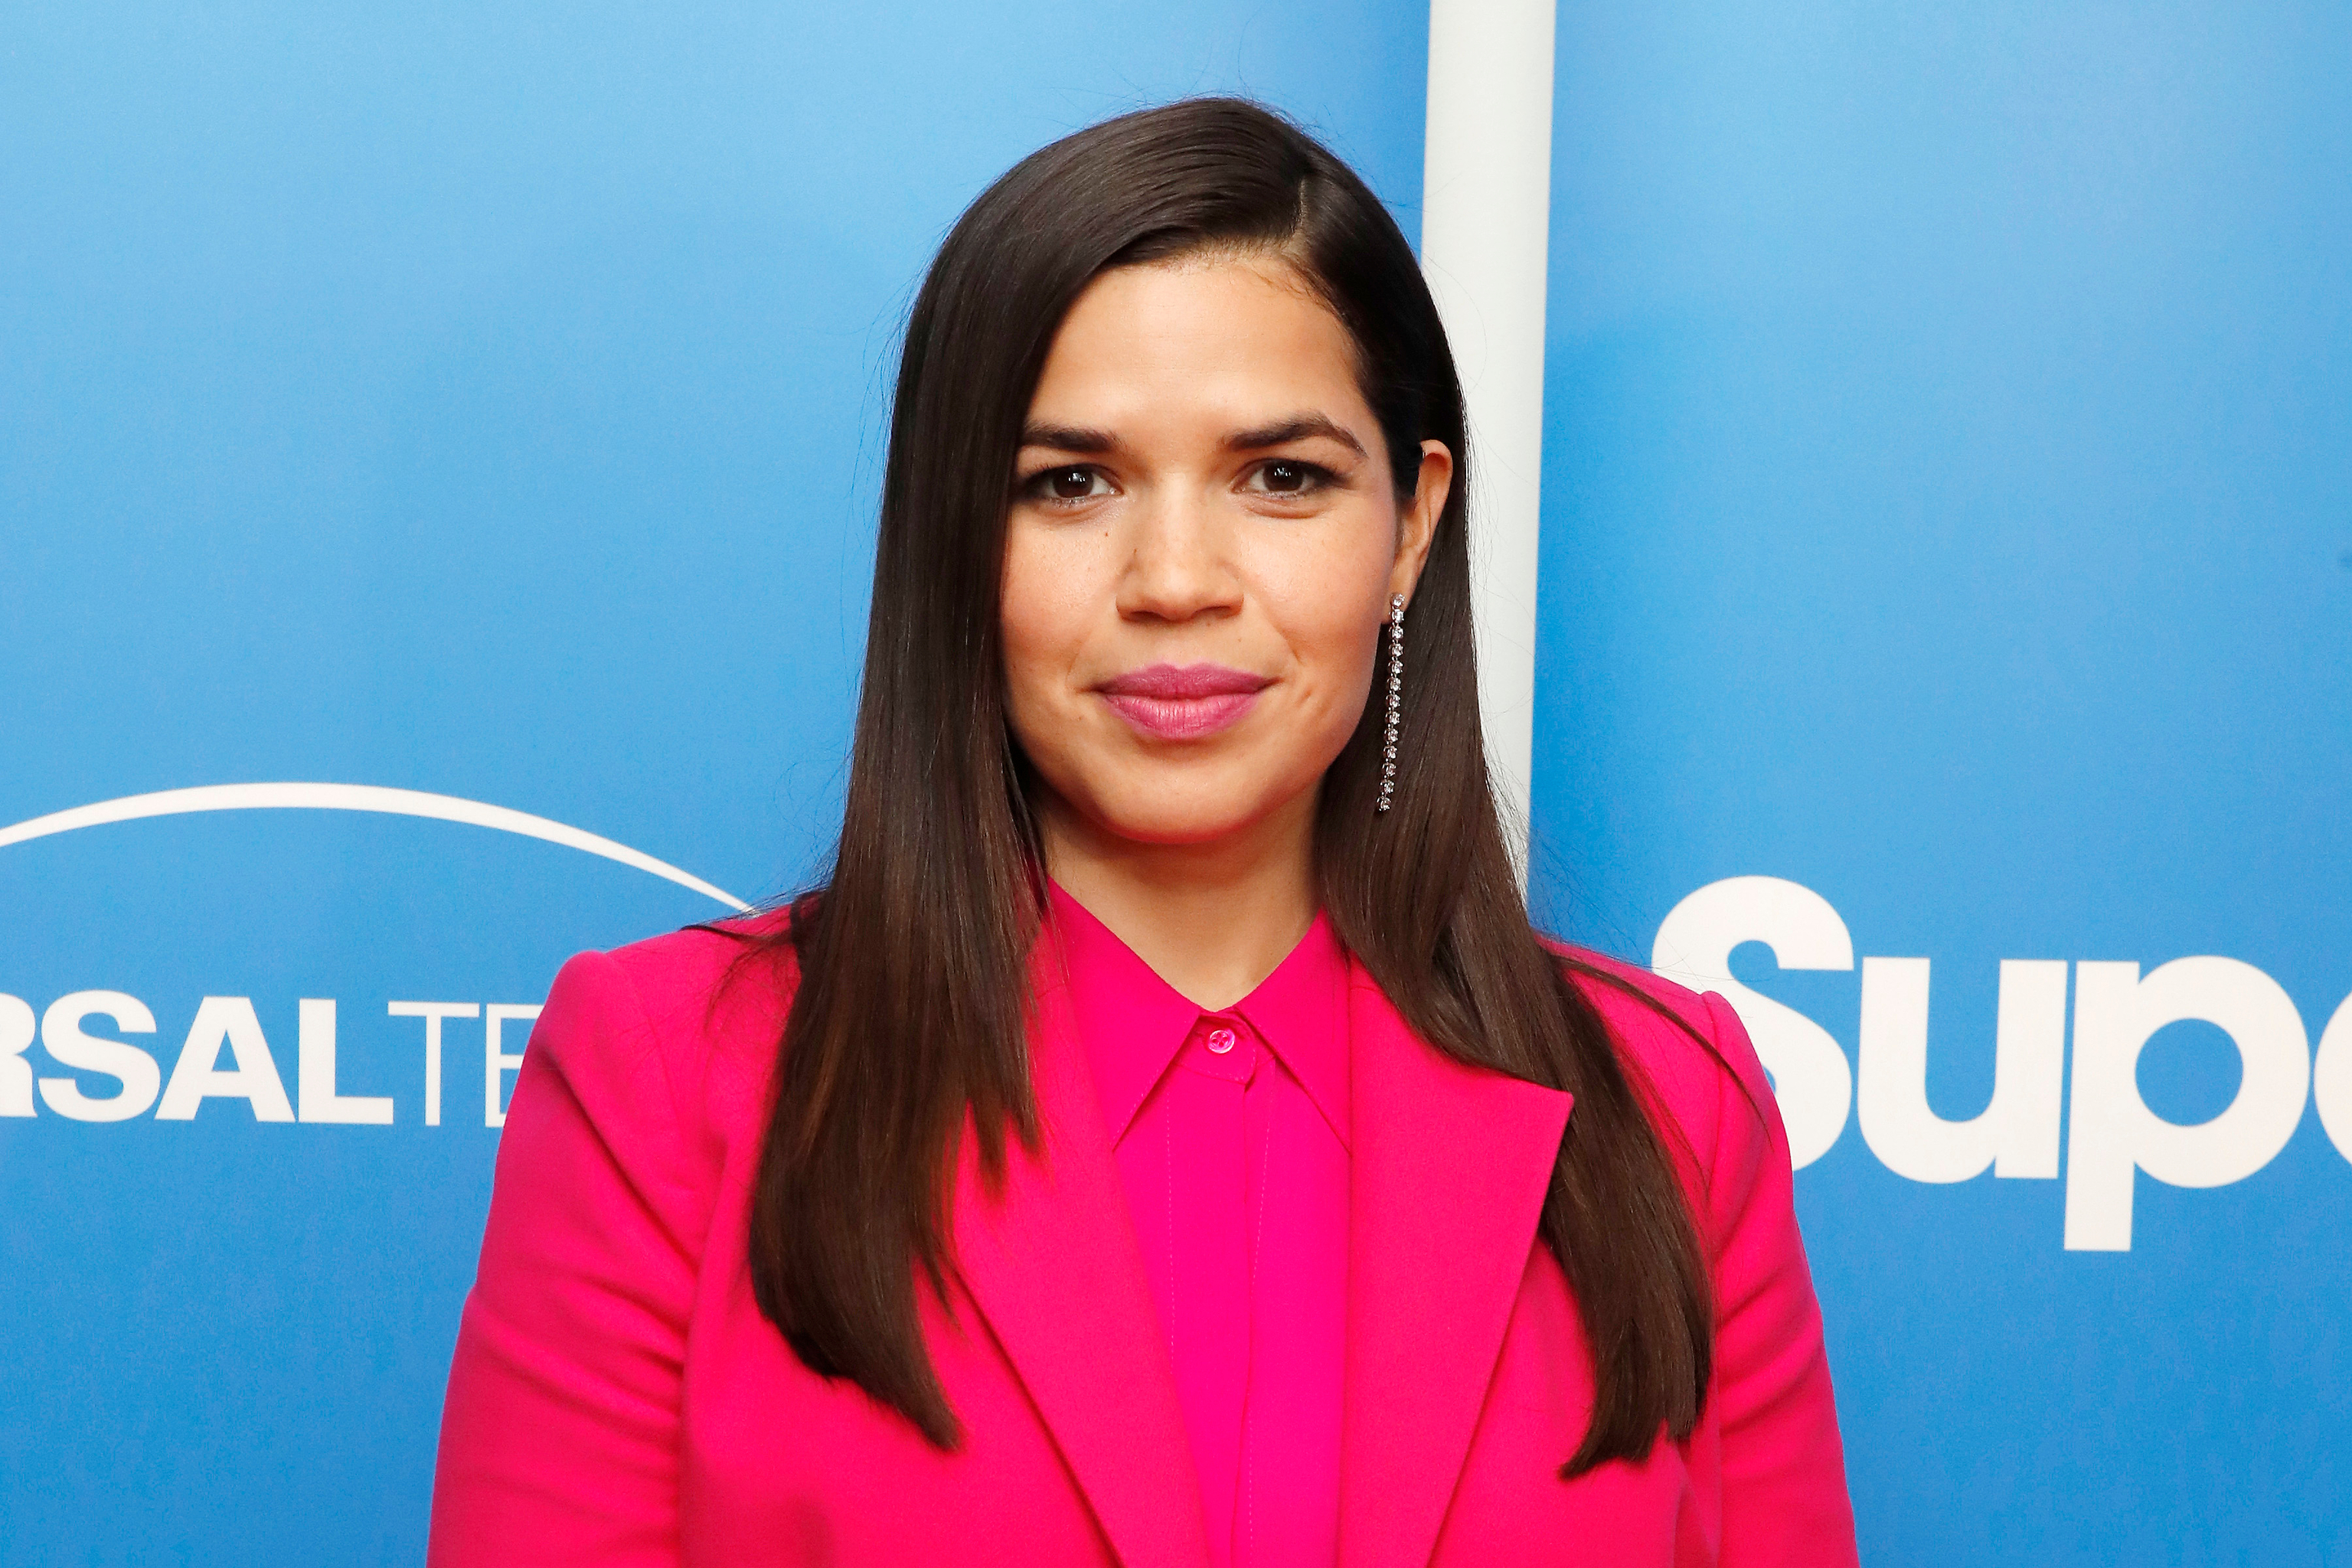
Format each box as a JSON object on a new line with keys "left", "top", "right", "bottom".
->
{"left": 429, "top": 918, "right": 1858, "bottom": 1566}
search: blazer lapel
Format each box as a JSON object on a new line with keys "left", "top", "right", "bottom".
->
{"left": 1338, "top": 961, "right": 1574, "bottom": 1568}
{"left": 949, "top": 956, "right": 1214, "bottom": 1568}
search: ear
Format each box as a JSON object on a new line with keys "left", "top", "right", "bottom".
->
{"left": 1387, "top": 439, "right": 1452, "bottom": 605}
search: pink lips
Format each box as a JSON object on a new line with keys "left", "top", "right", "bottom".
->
{"left": 1097, "top": 663, "right": 1272, "bottom": 740}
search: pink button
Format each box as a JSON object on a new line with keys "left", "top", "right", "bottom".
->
{"left": 1205, "top": 1026, "right": 1237, "bottom": 1055}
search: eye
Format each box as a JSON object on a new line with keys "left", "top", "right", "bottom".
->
{"left": 1245, "top": 459, "right": 1334, "bottom": 498}
{"left": 1023, "top": 465, "right": 1114, "bottom": 505}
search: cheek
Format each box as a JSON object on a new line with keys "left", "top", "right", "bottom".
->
{"left": 998, "top": 528, "right": 1096, "bottom": 746}
{"left": 1285, "top": 605, "right": 1383, "bottom": 756}
{"left": 1263, "top": 541, "right": 1394, "bottom": 705}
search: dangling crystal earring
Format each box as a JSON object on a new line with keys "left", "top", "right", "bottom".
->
{"left": 1377, "top": 593, "right": 1404, "bottom": 812}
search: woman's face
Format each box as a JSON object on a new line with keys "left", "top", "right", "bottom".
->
{"left": 1001, "top": 255, "right": 1450, "bottom": 853}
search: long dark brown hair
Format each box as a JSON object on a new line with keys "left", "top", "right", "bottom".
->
{"left": 746, "top": 97, "right": 1718, "bottom": 1478}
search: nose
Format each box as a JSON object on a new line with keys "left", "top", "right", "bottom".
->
{"left": 1116, "top": 487, "right": 1242, "bottom": 626}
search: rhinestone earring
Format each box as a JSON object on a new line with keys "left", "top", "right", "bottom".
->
{"left": 1377, "top": 593, "right": 1404, "bottom": 812}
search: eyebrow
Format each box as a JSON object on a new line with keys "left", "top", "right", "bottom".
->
{"left": 1226, "top": 413, "right": 1367, "bottom": 458}
{"left": 1018, "top": 423, "right": 1118, "bottom": 454}
{"left": 1015, "top": 411, "right": 1368, "bottom": 459}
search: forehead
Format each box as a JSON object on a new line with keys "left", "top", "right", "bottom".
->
{"left": 1027, "top": 256, "right": 1367, "bottom": 426}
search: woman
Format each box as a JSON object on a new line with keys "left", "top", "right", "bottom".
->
{"left": 429, "top": 99, "right": 1858, "bottom": 1566}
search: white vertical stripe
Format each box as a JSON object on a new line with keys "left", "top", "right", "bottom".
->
{"left": 1421, "top": 0, "right": 1557, "bottom": 877}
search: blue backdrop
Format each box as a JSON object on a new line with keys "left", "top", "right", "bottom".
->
{"left": 1534, "top": 5, "right": 2351, "bottom": 1563}
{"left": 2, "top": 4, "right": 2344, "bottom": 1564}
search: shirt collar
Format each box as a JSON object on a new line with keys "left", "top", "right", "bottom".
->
{"left": 1045, "top": 879, "right": 1351, "bottom": 1152}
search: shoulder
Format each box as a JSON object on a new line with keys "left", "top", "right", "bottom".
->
{"left": 593, "top": 910, "right": 798, "bottom": 1046}
{"left": 531, "top": 910, "right": 799, "bottom": 1155}
{"left": 1537, "top": 937, "right": 1778, "bottom": 1200}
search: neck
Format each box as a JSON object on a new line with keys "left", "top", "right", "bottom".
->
{"left": 1037, "top": 788, "right": 1319, "bottom": 1012}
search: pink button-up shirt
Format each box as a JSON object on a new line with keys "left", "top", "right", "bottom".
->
{"left": 1048, "top": 884, "right": 1350, "bottom": 1568}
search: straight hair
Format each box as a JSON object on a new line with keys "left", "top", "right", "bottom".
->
{"left": 744, "top": 97, "right": 1720, "bottom": 1478}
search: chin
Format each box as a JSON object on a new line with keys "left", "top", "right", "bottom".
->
{"left": 1099, "top": 808, "right": 1264, "bottom": 848}
{"left": 1088, "top": 782, "right": 1287, "bottom": 848}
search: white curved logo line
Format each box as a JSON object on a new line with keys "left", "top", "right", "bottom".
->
{"left": 0, "top": 783, "right": 753, "bottom": 912}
